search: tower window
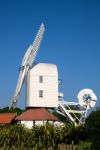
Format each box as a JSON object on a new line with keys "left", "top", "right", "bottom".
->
{"left": 39, "top": 76, "right": 43, "bottom": 83}
{"left": 39, "top": 90, "right": 43, "bottom": 98}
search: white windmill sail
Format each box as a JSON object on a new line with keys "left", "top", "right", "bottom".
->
{"left": 10, "top": 23, "right": 45, "bottom": 108}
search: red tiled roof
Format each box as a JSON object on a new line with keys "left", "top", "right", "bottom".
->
{"left": 16, "top": 108, "right": 58, "bottom": 121}
{"left": 0, "top": 113, "right": 17, "bottom": 124}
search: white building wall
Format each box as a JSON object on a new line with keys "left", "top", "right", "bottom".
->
{"left": 21, "top": 120, "right": 54, "bottom": 128}
{"left": 26, "top": 63, "right": 58, "bottom": 108}
{"left": 21, "top": 121, "right": 33, "bottom": 129}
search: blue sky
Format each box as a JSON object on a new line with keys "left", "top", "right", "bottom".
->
{"left": 0, "top": 0, "right": 100, "bottom": 108}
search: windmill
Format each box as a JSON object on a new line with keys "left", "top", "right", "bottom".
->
{"left": 10, "top": 23, "right": 97, "bottom": 126}
{"left": 10, "top": 23, "right": 45, "bottom": 109}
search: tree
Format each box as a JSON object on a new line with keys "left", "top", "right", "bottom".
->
{"left": 85, "top": 110, "right": 100, "bottom": 131}
{"left": 0, "top": 107, "right": 24, "bottom": 115}
{"left": 84, "top": 110, "right": 100, "bottom": 148}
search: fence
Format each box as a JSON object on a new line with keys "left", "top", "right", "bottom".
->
{"left": 41, "top": 144, "right": 99, "bottom": 150}
{"left": 58, "top": 144, "right": 90, "bottom": 150}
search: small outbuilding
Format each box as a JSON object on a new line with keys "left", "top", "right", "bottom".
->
{"left": 16, "top": 108, "right": 59, "bottom": 128}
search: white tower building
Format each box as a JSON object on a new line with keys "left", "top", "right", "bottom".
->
{"left": 26, "top": 63, "right": 58, "bottom": 108}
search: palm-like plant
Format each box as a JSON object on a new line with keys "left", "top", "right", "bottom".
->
{"left": 0, "top": 122, "right": 87, "bottom": 149}
{"left": 1, "top": 125, "right": 27, "bottom": 149}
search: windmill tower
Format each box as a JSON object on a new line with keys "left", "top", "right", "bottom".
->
{"left": 10, "top": 24, "right": 59, "bottom": 127}
{"left": 27, "top": 63, "right": 58, "bottom": 108}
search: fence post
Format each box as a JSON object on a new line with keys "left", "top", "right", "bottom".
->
{"left": 58, "top": 144, "right": 66, "bottom": 150}
{"left": 66, "top": 144, "right": 70, "bottom": 150}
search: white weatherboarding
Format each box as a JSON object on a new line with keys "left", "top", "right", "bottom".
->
{"left": 27, "top": 63, "right": 58, "bottom": 108}
{"left": 10, "top": 23, "right": 97, "bottom": 125}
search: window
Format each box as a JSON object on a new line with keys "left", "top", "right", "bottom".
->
{"left": 39, "top": 76, "right": 43, "bottom": 83}
{"left": 39, "top": 90, "right": 43, "bottom": 98}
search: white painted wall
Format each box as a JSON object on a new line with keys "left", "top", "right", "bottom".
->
{"left": 21, "top": 120, "right": 54, "bottom": 128}
{"left": 26, "top": 63, "right": 58, "bottom": 108}
{"left": 21, "top": 120, "right": 33, "bottom": 129}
